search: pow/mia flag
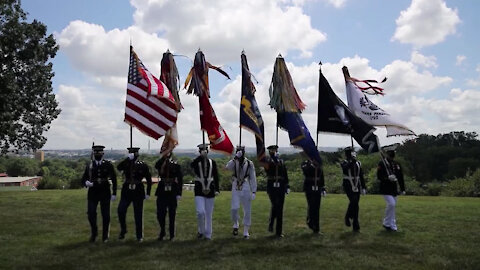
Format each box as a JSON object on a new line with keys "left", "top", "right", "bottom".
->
{"left": 317, "top": 71, "right": 379, "bottom": 153}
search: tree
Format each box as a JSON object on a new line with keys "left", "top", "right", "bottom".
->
{"left": 0, "top": 0, "right": 60, "bottom": 154}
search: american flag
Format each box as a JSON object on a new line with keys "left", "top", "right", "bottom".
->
{"left": 125, "top": 46, "right": 178, "bottom": 140}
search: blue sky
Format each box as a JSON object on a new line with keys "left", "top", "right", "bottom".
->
{"left": 21, "top": 0, "right": 480, "bottom": 151}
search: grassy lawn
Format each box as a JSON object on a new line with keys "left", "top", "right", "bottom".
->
{"left": 0, "top": 189, "right": 479, "bottom": 269}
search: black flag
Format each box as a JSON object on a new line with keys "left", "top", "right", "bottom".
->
{"left": 317, "top": 71, "right": 379, "bottom": 153}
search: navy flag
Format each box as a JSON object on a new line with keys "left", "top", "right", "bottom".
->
{"left": 317, "top": 70, "right": 379, "bottom": 153}
{"left": 239, "top": 52, "right": 267, "bottom": 164}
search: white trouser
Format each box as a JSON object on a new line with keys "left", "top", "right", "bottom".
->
{"left": 195, "top": 196, "right": 215, "bottom": 239}
{"left": 231, "top": 189, "right": 252, "bottom": 234}
{"left": 383, "top": 195, "right": 398, "bottom": 230}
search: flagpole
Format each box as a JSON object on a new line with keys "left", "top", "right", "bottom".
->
{"left": 316, "top": 61, "right": 322, "bottom": 148}
{"left": 130, "top": 125, "right": 133, "bottom": 148}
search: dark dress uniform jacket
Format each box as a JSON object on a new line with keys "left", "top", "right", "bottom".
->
{"left": 190, "top": 156, "right": 219, "bottom": 198}
{"left": 378, "top": 159, "right": 405, "bottom": 196}
{"left": 301, "top": 160, "right": 325, "bottom": 193}
{"left": 155, "top": 158, "right": 183, "bottom": 198}
{"left": 341, "top": 159, "right": 365, "bottom": 193}
{"left": 117, "top": 158, "right": 152, "bottom": 198}
{"left": 265, "top": 157, "right": 289, "bottom": 194}
{"left": 81, "top": 160, "right": 117, "bottom": 201}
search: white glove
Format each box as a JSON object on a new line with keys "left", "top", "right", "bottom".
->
{"left": 321, "top": 191, "right": 327, "bottom": 197}
{"left": 176, "top": 196, "right": 181, "bottom": 201}
{"left": 286, "top": 188, "right": 290, "bottom": 194}
{"left": 400, "top": 191, "right": 406, "bottom": 195}
{"left": 361, "top": 189, "right": 367, "bottom": 195}
{"left": 388, "top": 175, "right": 398, "bottom": 182}
{"left": 215, "top": 191, "right": 220, "bottom": 196}
{"left": 251, "top": 193, "right": 256, "bottom": 200}
{"left": 111, "top": 195, "right": 116, "bottom": 201}
{"left": 85, "top": 181, "right": 94, "bottom": 187}
{"left": 128, "top": 153, "right": 134, "bottom": 160}
{"left": 145, "top": 195, "right": 150, "bottom": 200}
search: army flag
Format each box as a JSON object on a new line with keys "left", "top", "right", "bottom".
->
{"left": 125, "top": 46, "right": 177, "bottom": 140}
{"left": 343, "top": 67, "right": 415, "bottom": 137}
{"left": 159, "top": 50, "right": 181, "bottom": 157}
{"left": 239, "top": 52, "right": 267, "bottom": 164}
{"left": 317, "top": 71, "right": 379, "bottom": 153}
{"left": 185, "top": 50, "right": 233, "bottom": 155}
{"left": 269, "top": 56, "right": 322, "bottom": 165}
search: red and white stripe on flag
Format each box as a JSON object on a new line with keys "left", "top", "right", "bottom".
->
{"left": 125, "top": 47, "right": 178, "bottom": 140}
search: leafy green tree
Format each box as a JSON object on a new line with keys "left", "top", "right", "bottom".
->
{"left": 0, "top": 0, "right": 60, "bottom": 154}
{"left": 5, "top": 157, "right": 39, "bottom": 176}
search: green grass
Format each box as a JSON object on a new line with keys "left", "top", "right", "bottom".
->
{"left": 0, "top": 189, "right": 479, "bottom": 270}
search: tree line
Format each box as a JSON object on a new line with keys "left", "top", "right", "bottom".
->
{"left": 1, "top": 131, "right": 479, "bottom": 197}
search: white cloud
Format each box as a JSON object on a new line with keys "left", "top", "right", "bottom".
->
{"left": 130, "top": 0, "right": 326, "bottom": 65}
{"left": 325, "top": 0, "right": 346, "bottom": 8}
{"left": 57, "top": 20, "right": 170, "bottom": 88}
{"left": 410, "top": 51, "right": 438, "bottom": 68}
{"left": 428, "top": 88, "right": 480, "bottom": 126}
{"left": 392, "top": 0, "right": 460, "bottom": 47}
{"left": 455, "top": 55, "right": 466, "bottom": 66}
{"left": 466, "top": 64, "right": 480, "bottom": 87}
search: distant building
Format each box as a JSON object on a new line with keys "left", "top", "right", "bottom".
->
{"left": 35, "top": 151, "right": 45, "bottom": 162}
{"left": 0, "top": 177, "right": 41, "bottom": 187}
{"left": 0, "top": 173, "right": 7, "bottom": 177}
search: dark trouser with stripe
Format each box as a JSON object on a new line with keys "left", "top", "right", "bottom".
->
{"left": 87, "top": 198, "right": 110, "bottom": 240}
{"left": 156, "top": 197, "right": 177, "bottom": 238}
{"left": 305, "top": 191, "right": 321, "bottom": 232}
{"left": 345, "top": 191, "right": 360, "bottom": 230}
{"left": 268, "top": 192, "right": 285, "bottom": 236}
{"left": 118, "top": 196, "right": 144, "bottom": 240}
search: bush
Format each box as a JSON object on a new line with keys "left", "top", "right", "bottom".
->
{"left": 442, "top": 168, "right": 480, "bottom": 197}
{"left": 441, "top": 178, "right": 475, "bottom": 197}
{"left": 37, "top": 176, "right": 67, "bottom": 190}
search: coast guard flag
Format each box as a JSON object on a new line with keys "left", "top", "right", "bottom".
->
{"left": 239, "top": 52, "right": 267, "bottom": 164}
{"left": 125, "top": 46, "right": 177, "bottom": 140}
{"left": 343, "top": 67, "right": 415, "bottom": 137}
{"left": 269, "top": 56, "right": 322, "bottom": 165}
{"left": 317, "top": 71, "right": 379, "bottom": 153}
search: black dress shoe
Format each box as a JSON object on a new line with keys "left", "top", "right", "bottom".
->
{"left": 158, "top": 231, "right": 166, "bottom": 241}
{"left": 383, "top": 225, "right": 393, "bottom": 231}
{"left": 102, "top": 238, "right": 109, "bottom": 243}
{"left": 276, "top": 234, "right": 284, "bottom": 238}
{"left": 232, "top": 228, "right": 239, "bottom": 236}
{"left": 197, "top": 233, "right": 204, "bottom": 239}
{"left": 268, "top": 224, "right": 274, "bottom": 232}
{"left": 345, "top": 217, "right": 351, "bottom": 227}
{"left": 353, "top": 221, "right": 360, "bottom": 232}
{"left": 169, "top": 236, "right": 175, "bottom": 241}
{"left": 118, "top": 233, "right": 125, "bottom": 240}
{"left": 89, "top": 235, "right": 97, "bottom": 243}
{"left": 137, "top": 238, "right": 144, "bottom": 243}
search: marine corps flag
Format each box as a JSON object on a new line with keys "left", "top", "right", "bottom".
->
{"left": 239, "top": 52, "right": 267, "bottom": 164}
{"left": 269, "top": 56, "right": 322, "bottom": 165}
{"left": 317, "top": 70, "right": 379, "bottom": 153}
{"left": 185, "top": 50, "right": 234, "bottom": 155}
{"left": 343, "top": 66, "right": 415, "bottom": 137}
